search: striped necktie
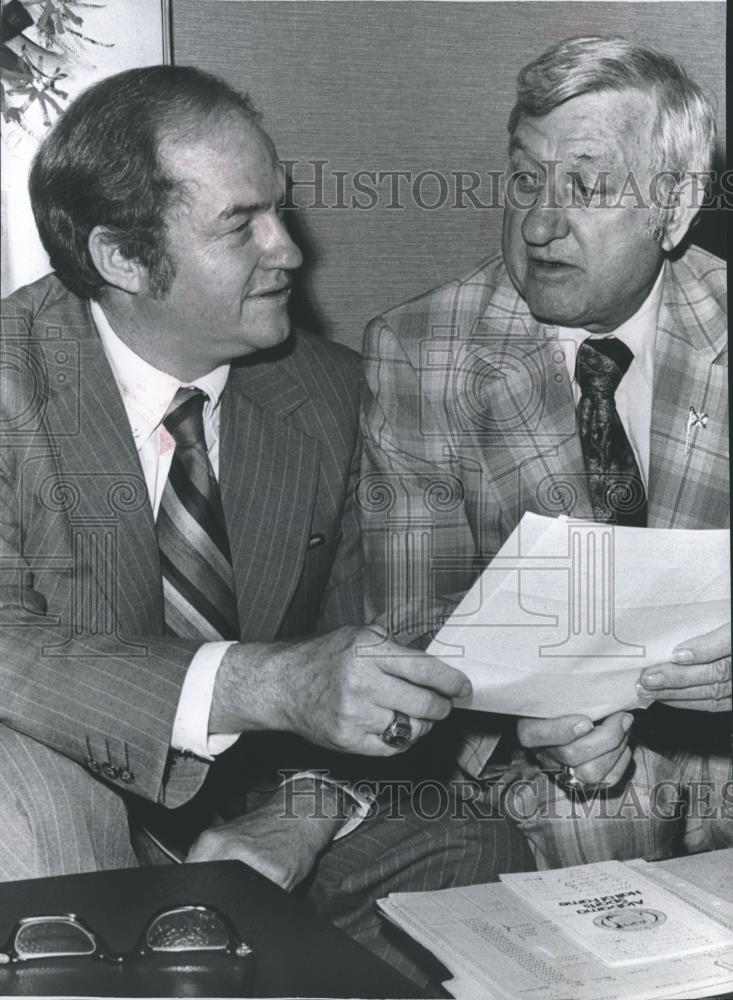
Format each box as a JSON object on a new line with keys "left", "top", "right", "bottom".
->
{"left": 575, "top": 337, "right": 648, "bottom": 527}
{"left": 156, "top": 387, "right": 239, "bottom": 640}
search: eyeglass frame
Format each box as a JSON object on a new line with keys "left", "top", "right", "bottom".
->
{"left": 0, "top": 904, "right": 255, "bottom": 966}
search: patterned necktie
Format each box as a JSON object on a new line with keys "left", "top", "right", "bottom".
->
{"left": 156, "top": 387, "right": 239, "bottom": 640}
{"left": 575, "top": 337, "right": 648, "bottom": 527}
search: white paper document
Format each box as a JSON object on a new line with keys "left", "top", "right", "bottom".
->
{"left": 377, "top": 850, "right": 733, "bottom": 1000}
{"left": 427, "top": 513, "right": 729, "bottom": 719}
{"left": 641, "top": 847, "right": 733, "bottom": 909}
{"left": 499, "top": 860, "right": 731, "bottom": 966}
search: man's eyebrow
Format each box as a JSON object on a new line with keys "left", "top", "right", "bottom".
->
{"left": 566, "top": 148, "right": 616, "bottom": 171}
{"left": 508, "top": 136, "right": 530, "bottom": 157}
{"left": 218, "top": 201, "right": 270, "bottom": 221}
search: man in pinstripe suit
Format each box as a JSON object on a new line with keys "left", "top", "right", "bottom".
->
{"left": 0, "top": 66, "right": 533, "bottom": 985}
{"left": 360, "top": 38, "right": 731, "bottom": 867}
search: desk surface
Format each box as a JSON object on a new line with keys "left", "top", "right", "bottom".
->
{"left": 0, "top": 860, "right": 423, "bottom": 998}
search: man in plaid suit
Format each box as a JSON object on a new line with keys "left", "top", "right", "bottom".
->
{"left": 359, "top": 37, "right": 731, "bottom": 866}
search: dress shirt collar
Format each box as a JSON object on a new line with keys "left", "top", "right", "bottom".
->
{"left": 90, "top": 300, "right": 230, "bottom": 451}
{"left": 557, "top": 263, "right": 665, "bottom": 389}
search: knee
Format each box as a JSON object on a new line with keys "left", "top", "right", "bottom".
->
{"left": 503, "top": 759, "right": 685, "bottom": 867}
{"left": 403, "top": 782, "right": 535, "bottom": 880}
{"left": 0, "top": 769, "right": 36, "bottom": 881}
{"left": 0, "top": 726, "right": 134, "bottom": 877}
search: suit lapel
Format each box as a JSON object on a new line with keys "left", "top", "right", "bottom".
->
{"left": 220, "top": 351, "right": 320, "bottom": 641}
{"left": 463, "top": 282, "right": 593, "bottom": 531}
{"left": 648, "top": 259, "right": 729, "bottom": 528}
{"left": 35, "top": 293, "right": 163, "bottom": 634}
{"left": 35, "top": 291, "right": 323, "bottom": 641}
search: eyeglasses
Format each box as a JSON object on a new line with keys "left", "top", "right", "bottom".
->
{"left": 0, "top": 905, "right": 255, "bottom": 993}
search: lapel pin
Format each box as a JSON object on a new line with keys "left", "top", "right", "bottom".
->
{"left": 684, "top": 406, "right": 708, "bottom": 456}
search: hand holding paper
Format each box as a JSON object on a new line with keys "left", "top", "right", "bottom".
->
{"left": 639, "top": 621, "right": 732, "bottom": 712}
{"left": 517, "top": 711, "right": 634, "bottom": 786}
{"left": 427, "top": 513, "right": 730, "bottom": 720}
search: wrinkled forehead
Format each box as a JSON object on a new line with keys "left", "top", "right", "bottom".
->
{"left": 510, "top": 88, "right": 657, "bottom": 173}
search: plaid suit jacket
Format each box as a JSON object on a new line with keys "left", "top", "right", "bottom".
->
{"left": 1, "top": 274, "right": 364, "bottom": 811}
{"left": 360, "top": 245, "right": 728, "bottom": 776}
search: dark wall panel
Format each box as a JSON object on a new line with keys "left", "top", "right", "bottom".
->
{"left": 172, "top": 1, "right": 726, "bottom": 350}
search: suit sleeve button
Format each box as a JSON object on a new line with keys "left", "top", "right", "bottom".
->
{"left": 86, "top": 757, "right": 100, "bottom": 774}
{"left": 101, "top": 763, "right": 119, "bottom": 780}
{"left": 119, "top": 769, "right": 135, "bottom": 783}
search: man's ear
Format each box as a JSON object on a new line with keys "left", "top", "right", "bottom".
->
{"left": 88, "top": 226, "right": 146, "bottom": 294}
{"left": 660, "top": 174, "right": 708, "bottom": 252}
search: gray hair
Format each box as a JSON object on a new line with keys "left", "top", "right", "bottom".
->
{"left": 508, "top": 36, "right": 717, "bottom": 180}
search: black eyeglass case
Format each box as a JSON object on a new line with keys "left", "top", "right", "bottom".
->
{"left": 0, "top": 953, "right": 253, "bottom": 998}
{"left": 0, "top": 867, "right": 255, "bottom": 998}
{"left": 0, "top": 860, "right": 421, "bottom": 998}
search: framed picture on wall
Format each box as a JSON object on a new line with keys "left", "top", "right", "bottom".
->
{"left": 1, "top": 0, "right": 172, "bottom": 296}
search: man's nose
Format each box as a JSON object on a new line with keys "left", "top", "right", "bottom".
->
{"left": 263, "top": 214, "right": 303, "bottom": 270}
{"left": 520, "top": 201, "right": 571, "bottom": 246}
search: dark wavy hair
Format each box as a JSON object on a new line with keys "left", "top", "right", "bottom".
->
{"left": 29, "top": 65, "right": 261, "bottom": 299}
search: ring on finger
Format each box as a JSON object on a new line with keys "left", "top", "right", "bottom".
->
{"left": 556, "top": 764, "right": 585, "bottom": 794}
{"left": 380, "top": 711, "right": 413, "bottom": 749}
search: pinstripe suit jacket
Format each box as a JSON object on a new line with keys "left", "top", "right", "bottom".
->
{"left": 0, "top": 273, "right": 364, "bottom": 810}
{"left": 360, "top": 245, "right": 728, "bottom": 775}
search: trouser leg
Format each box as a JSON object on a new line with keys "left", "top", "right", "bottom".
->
{"left": 0, "top": 725, "right": 137, "bottom": 880}
{"left": 505, "top": 743, "right": 688, "bottom": 868}
{"left": 678, "top": 748, "right": 733, "bottom": 855}
{"left": 303, "top": 781, "right": 535, "bottom": 990}
{"left": 504, "top": 736, "right": 733, "bottom": 869}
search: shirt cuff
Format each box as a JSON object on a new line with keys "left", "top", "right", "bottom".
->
{"left": 172, "top": 641, "right": 239, "bottom": 760}
{"left": 279, "top": 771, "right": 375, "bottom": 840}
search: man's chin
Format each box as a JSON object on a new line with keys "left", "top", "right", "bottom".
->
{"left": 248, "top": 319, "right": 293, "bottom": 353}
{"left": 505, "top": 268, "right": 581, "bottom": 327}
{"left": 524, "top": 287, "right": 587, "bottom": 329}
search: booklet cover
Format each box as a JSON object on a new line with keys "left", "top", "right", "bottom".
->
{"left": 378, "top": 851, "right": 733, "bottom": 1000}
{"left": 499, "top": 860, "right": 731, "bottom": 967}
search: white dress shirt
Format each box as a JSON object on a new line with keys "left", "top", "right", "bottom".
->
{"left": 556, "top": 264, "right": 665, "bottom": 488}
{"left": 91, "top": 302, "right": 372, "bottom": 836}
{"left": 91, "top": 300, "right": 237, "bottom": 760}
